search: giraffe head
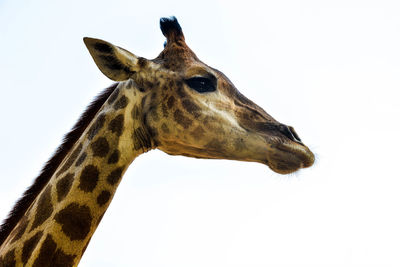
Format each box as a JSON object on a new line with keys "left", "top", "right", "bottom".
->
{"left": 84, "top": 17, "right": 314, "bottom": 174}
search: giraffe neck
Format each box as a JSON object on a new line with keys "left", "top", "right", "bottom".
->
{"left": 0, "top": 81, "right": 153, "bottom": 266}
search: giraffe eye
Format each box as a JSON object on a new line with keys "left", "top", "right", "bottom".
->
{"left": 185, "top": 76, "right": 216, "bottom": 93}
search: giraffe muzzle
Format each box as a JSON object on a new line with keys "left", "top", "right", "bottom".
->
{"left": 266, "top": 140, "right": 315, "bottom": 174}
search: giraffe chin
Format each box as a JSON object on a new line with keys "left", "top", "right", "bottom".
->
{"left": 266, "top": 143, "right": 315, "bottom": 174}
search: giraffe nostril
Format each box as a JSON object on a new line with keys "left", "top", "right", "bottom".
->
{"left": 280, "top": 125, "right": 303, "bottom": 144}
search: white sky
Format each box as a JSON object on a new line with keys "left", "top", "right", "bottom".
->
{"left": 1, "top": 0, "right": 400, "bottom": 266}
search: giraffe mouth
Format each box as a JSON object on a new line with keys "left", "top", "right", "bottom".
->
{"left": 266, "top": 142, "right": 315, "bottom": 174}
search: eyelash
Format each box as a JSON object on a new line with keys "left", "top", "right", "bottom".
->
{"left": 185, "top": 76, "right": 216, "bottom": 93}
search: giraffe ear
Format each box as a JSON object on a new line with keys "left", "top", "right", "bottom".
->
{"left": 83, "top": 37, "right": 140, "bottom": 81}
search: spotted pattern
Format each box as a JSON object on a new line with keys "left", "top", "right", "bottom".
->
{"left": 107, "top": 87, "right": 120, "bottom": 104}
{"left": 167, "top": 95, "right": 175, "bottom": 108}
{"left": 107, "top": 150, "right": 120, "bottom": 164}
{"left": 88, "top": 113, "right": 106, "bottom": 140}
{"left": 96, "top": 190, "right": 111, "bottom": 207}
{"left": 106, "top": 167, "right": 123, "bottom": 185}
{"left": 131, "top": 105, "right": 140, "bottom": 120}
{"left": 56, "top": 173, "right": 74, "bottom": 202}
{"left": 21, "top": 231, "right": 43, "bottom": 264}
{"left": 91, "top": 137, "right": 110, "bottom": 158}
{"left": 1, "top": 248, "right": 16, "bottom": 266}
{"left": 182, "top": 99, "right": 200, "bottom": 118}
{"left": 141, "top": 95, "right": 148, "bottom": 110}
{"left": 57, "top": 143, "right": 82, "bottom": 176}
{"left": 162, "top": 103, "right": 169, "bottom": 117}
{"left": 10, "top": 215, "right": 29, "bottom": 244}
{"left": 78, "top": 165, "right": 99, "bottom": 193}
{"left": 205, "top": 138, "right": 225, "bottom": 152}
{"left": 113, "top": 95, "right": 128, "bottom": 110}
{"left": 54, "top": 203, "right": 92, "bottom": 241}
{"left": 150, "top": 109, "right": 160, "bottom": 122}
{"left": 137, "top": 57, "right": 148, "bottom": 68}
{"left": 176, "top": 82, "right": 186, "bottom": 97}
{"left": 75, "top": 152, "right": 87, "bottom": 167}
{"left": 108, "top": 114, "right": 124, "bottom": 136}
{"left": 30, "top": 185, "right": 53, "bottom": 231}
{"left": 190, "top": 126, "right": 205, "bottom": 140}
{"left": 32, "top": 234, "right": 75, "bottom": 267}
{"left": 174, "top": 109, "right": 192, "bottom": 129}
{"left": 151, "top": 92, "right": 157, "bottom": 102}
{"left": 161, "top": 123, "right": 170, "bottom": 134}
{"left": 132, "top": 127, "right": 152, "bottom": 150}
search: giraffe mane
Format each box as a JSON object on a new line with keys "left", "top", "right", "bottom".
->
{"left": 0, "top": 83, "right": 118, "bottom": 246}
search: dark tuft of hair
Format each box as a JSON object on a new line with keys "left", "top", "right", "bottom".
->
{"left": 160, "top": 16, "right": 183, "bottom": 38}
{"left": 0, "top": 83, "right": 118, "bottom": 246}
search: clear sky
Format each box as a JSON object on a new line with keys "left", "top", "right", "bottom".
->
{"left": 1, "top": 0, "right": 400, "bottom": 266}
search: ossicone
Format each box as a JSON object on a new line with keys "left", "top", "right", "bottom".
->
{"left": 160, "top": 16, "right": 184, "bottom": 43}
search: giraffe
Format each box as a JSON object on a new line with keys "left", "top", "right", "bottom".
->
{"left": 0, "top": 17, "right": 314, "bottom": 266}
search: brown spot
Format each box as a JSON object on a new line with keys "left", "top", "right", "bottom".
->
{"left": 108, "top": 114, "right": 124, "bottom": 136}
{"left": 136, "top": 82, "right": 146, "bottom": 92}
{"left": 88, "top": 113, "right": 106, "bottom": 140}
{"left": 161, "top": 123, "right": 170, "bottom": 134}
{"left": 54, "top": 203, "right": 92, "bottom": 241}
{"left": 176, "top": 83, "right": 186, "bottom": 97}
{"left": 56, "top": 173, "right": 74, "bottom": 202}
{"left": 10, "top": 215, "right": 29, "bottom": 244}
{"left": 162, "top": 103, "right": 169, "bottom": 117}
{"left": 107, "top": 167, "right": 124, "bottom": 185}
{"left": 56, "top": 143, "right": 82, "bottom": 176}
{"left": 190, "top": 125, "right": 205, "bottom": 140}
{"left": 167, "top": 79, "right": 174, "bottom": 88}
{"left": 108, "top": 149, "right": 120, "bottom": 164}
{"left": 32, "top": 234, "right": 76, "bottom": 267}
{"left": 132, "top": 127, "right": 152, "bottom": 150}
{"left": 167, "top": 95, "right": 176, "bottom": 108}
{"left": 137, "top": 57, "right": 147, "bottom": 68}
{"left": 141, "top": 95, "right": 148, "bottom": 109}
{"left": 150, "top": 109, "right": 160, "bottom": 122}
{"left": 22, "top": 231, "right": 43, "bottom": 264}
{"left": 144, "top": 80, "right": 155, "bottom": 90}
{"left": 182, "top": 99, "right": 201, "bottom": 118}
{"left": 30, "top": 185, "right": 53, "bottom": 231}
{"left": 174, "top": 109, "right": 192, "bottom": 129}
{"left": 113, "top": 95, "right": 128, "bottom": 110}
{"left": 96, "top": 190, "right": 111, "bottom": 207}
{"left": 205, "top": 138, "right": 225, "bottom": 152}
{"left": 107, "top": 87, "right": 120, "bottom": 104}
{"left": 91, "top": 137, "right": 110, "bottom": 157}
{"left": 75, "top": 152, "right": 87, "bottom": 167}
{"left": 131, "top": 105, "right": 140, "bottom": 120}
{"left": 151, "top": 92, "right": 157, "bottom": 101}
{"left": 78, "top": 165, "right": 99, "bottom": 192}
{"left": 1, "top": 248, "right": 16, "bottom": 267}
